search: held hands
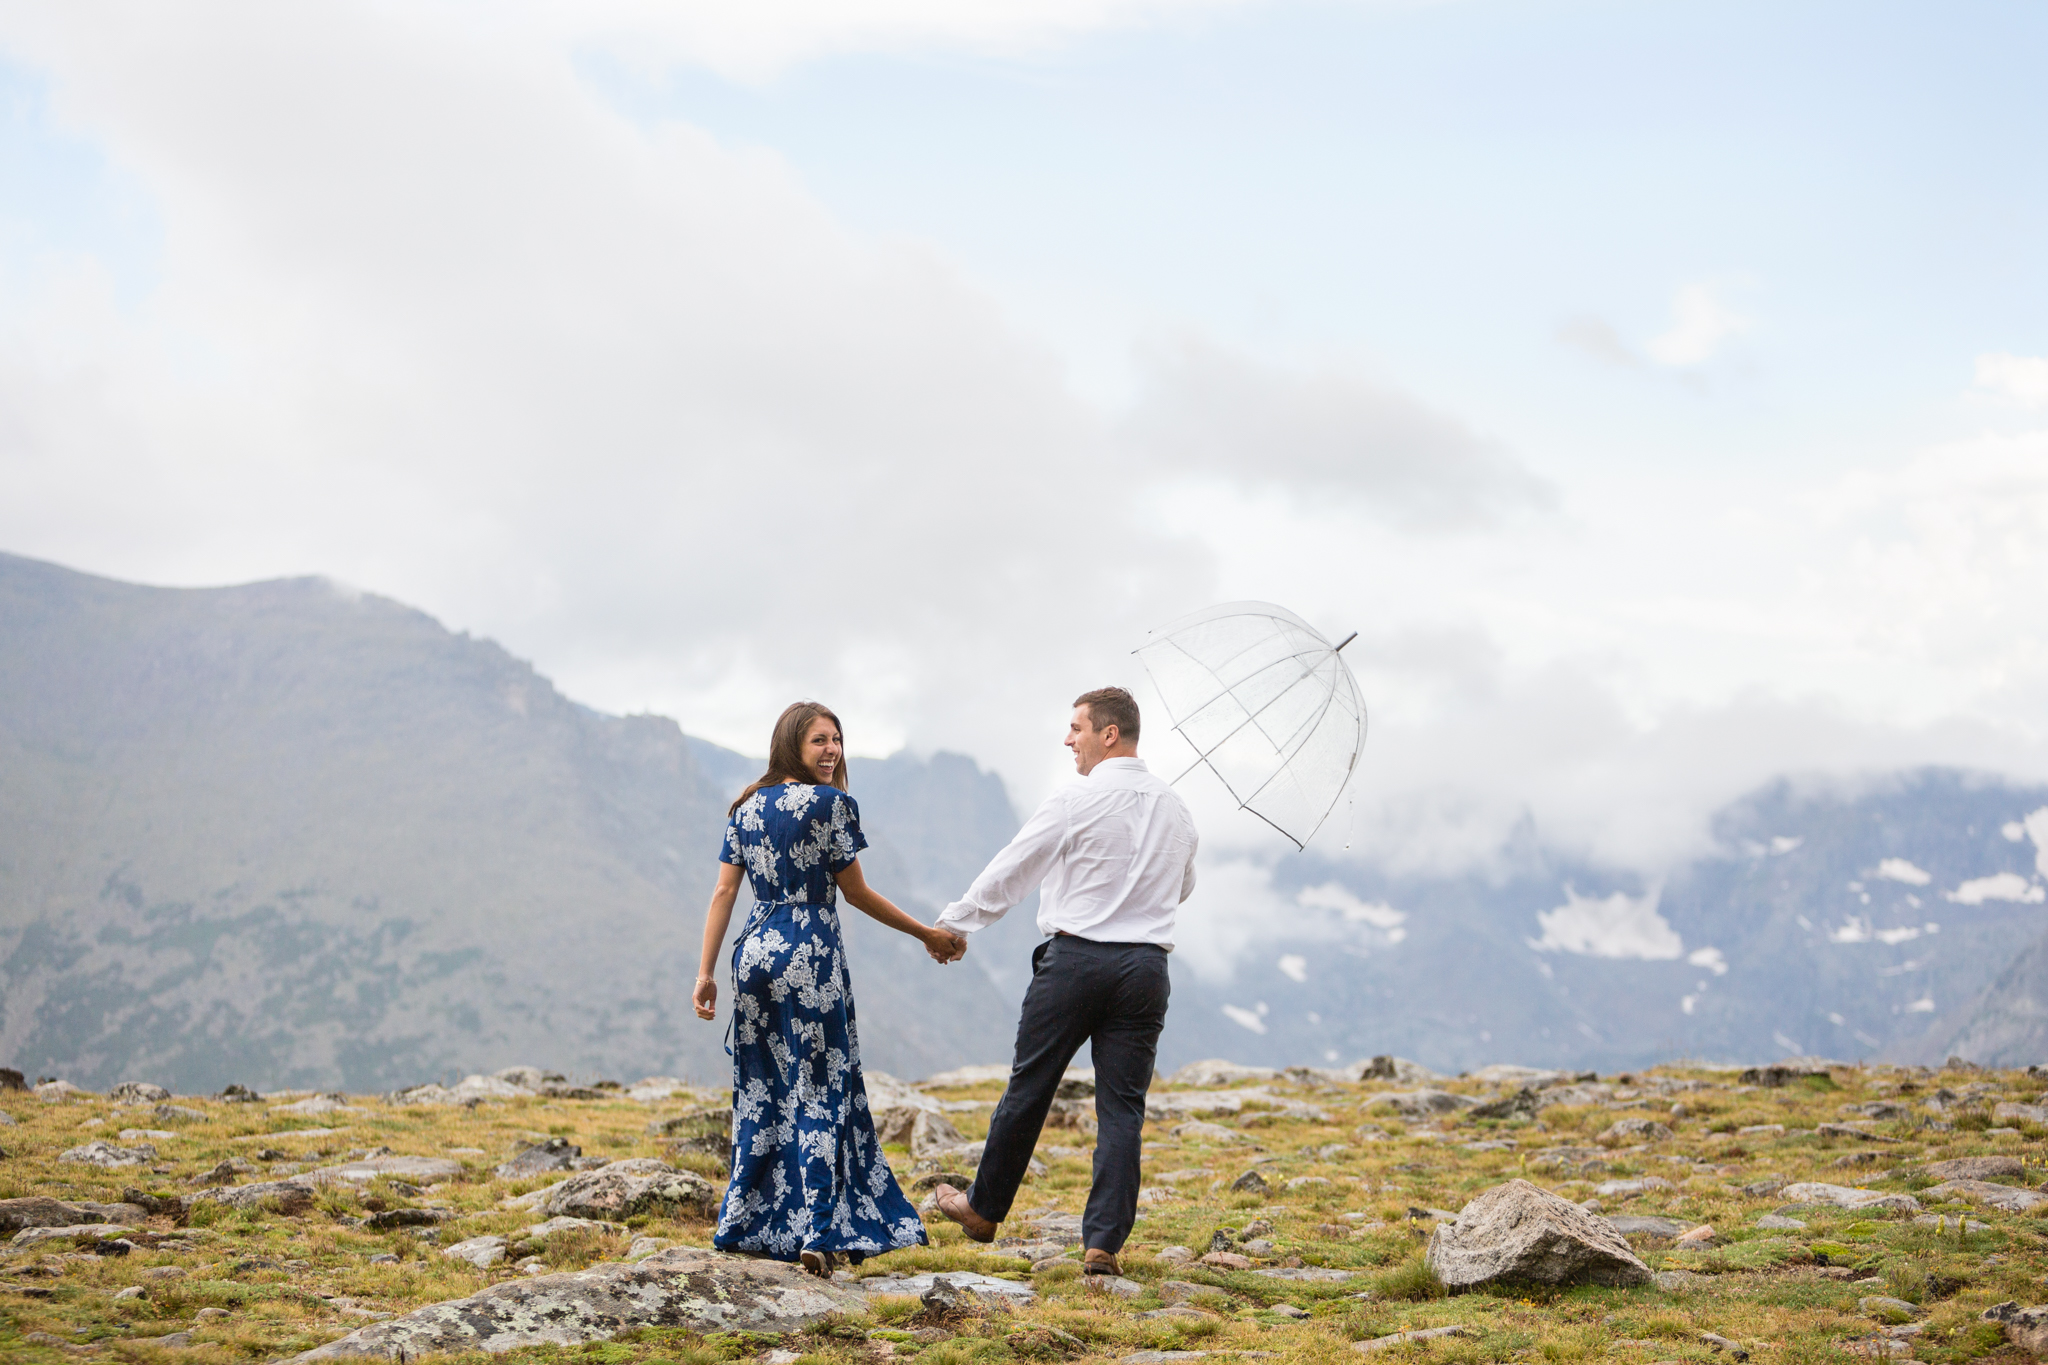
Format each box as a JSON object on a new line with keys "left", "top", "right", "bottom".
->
{"left": 692, "top": 976, "right": 718, "bottom": 1020}
{"left": 925, "top": 925, "right": 968, "bottom": 965}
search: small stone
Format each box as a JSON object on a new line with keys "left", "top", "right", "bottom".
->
{"left": 1600, "top": 1118, "right": 1675, "bottom": 1144}
{"left": 1860, "top": 1296, "right": 1924, "bottom": 1322}
{"left": 1272, "top": 1303, "right": 1310, "bottom": 1319}
{"left": 1230, "top": 1169, "right": 1270, "bottom": 1195}
{"left": 1199, "top": 1251, "right": 1251, "bottom": 1271}
{"left": 1673, "top": 1225, "right": 1718, "bottom": 1247}
{"left": 196, "top": 1307, "right": 230, "bottom": 1321}
{"left": 113, "top": 1285, "right": 147, "bottom": 1300}
{"left": 368, "top": 1254, "right": 401, "bottom": 1265}
{"left": 1157, "top": 1245, "right": 1193, "bottom": 1263}
{"left": 59, "top": 1140, "right": 157, "bottom": 1168}
{"left": 1086, "top": 1275, "right": 1145, "bottom": 1298}
{"left": 1755, "top": 1214, "right": 1806, "bottom": 1230}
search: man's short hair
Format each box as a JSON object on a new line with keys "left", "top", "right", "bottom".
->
{"left": 1073, "top": 686, "right": 1140, "bottom": 743}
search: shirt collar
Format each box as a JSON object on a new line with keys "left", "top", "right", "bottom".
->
{"left": 1090, "top": 756, "right": 1149, "bottom": 776}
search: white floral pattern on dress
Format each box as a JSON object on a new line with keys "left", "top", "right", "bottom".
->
{"left": 712, "top": 783, "right": 919, "bottom": 1261}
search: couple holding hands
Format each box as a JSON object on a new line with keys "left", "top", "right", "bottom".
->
{"left": 692, "top": 688, "right": 1199, "bottom": 1278}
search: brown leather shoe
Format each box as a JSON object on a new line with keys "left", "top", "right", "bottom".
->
{"left": 1082, "top": 1248, "right": 1121, "bottom": 1276}
{"left": 932, "top": 1184, "right": 996, "bottom": 1243}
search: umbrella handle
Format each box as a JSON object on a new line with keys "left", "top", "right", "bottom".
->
{"left": 1334, "top": 632, "right": 1357, "bottom": 652}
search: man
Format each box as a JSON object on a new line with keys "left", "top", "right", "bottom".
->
{"left": 928, "top": 686, "right": 1199, "bottom": 1276}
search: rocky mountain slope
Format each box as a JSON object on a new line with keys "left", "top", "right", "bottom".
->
{"left": 4, "top": 550, "right": 2045, "bottom": 1091}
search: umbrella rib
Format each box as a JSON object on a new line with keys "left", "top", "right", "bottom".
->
{"left": 1170, "top": 643, "right": 1343, "bottom": 745}
{"left": 1235, "top": 666, "right": 1347, "bottom": 807}
{"left": 1140, "top": 622, "right": 1330, "bottom": 727}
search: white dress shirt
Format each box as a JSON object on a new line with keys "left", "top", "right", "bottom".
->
{"left": 938, "top": 756, "right": 1199, "bottom": 948}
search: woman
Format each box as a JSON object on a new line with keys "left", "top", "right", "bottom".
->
{"left": 693, "top": 700, "right": 960, "bottom": 1277}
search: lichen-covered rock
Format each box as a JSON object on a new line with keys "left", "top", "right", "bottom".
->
{"left": 539, "top": 1159, "right": 718, "bottom": 1221}
{"left": 59, "top": 1140, "right": 157, "bottom": 1168}
{"left": 108, "top": 1082, "right": 172, "bottom": 1103}
{"left": 1919, "top": 1156, "right": 2024, "bottom": 1182}
{"left": 1599, "top": 1118, "right": 1675, "bottom": 1144}
{"left": 307, "top": 1155, "right": 466, "bottom": 1186}
{"left": 1920, "top": 1179, "right": 2046, "bottom": 1213}
{"left": 909, "top": 1110, "right": 968, "bottom": 1157}
{"left": 1983, "top": 1302, "right": 2048, "bottom": 1356}
{"left": 0, "top": 1197, "right": 100, "bottom": 1232}
{"left": 288, "top": 1247, "right": 867, "bottom": 1359}
{"left": 183, "top": 1178, "right": 318, "bottom": 1216}
{"left": 1359, "top": 1090, "right": 1475, "bottom": 1118}
{"left": 1426, "top": 1179, "right": 1651, "bottom": 1289}
{"left": 443, "top": 1235, "right": 509, "bottom": 1268}
{"left": 1778, "top": 1182, "right": 1921, "bottom": 1214}
{"left": 497, "top": 1138, "right": 582, "bottom": 1179}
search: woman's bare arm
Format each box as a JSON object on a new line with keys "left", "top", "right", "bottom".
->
{"left": 837, "top": 859, "right": 966, "bottom": 964}
{"left": 693, "top": 863, "right": 744, "bottom": 1019}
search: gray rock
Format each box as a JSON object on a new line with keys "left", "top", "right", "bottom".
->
{"left": 1919, "top": 1156, "right": 2025, "bottom": 1182}
{"left": 1169, "top": 1060, "right": 1283, "bottom": 1087}
{"left": 1599, "top": 1119, "right": 1675, "bottom": 1143}
{"left": 1860, "top": 1295, "right": 1923, "bottom": 1321}
{"left": 35, "top": 1080, "right": 90, "bottom": 1102}
{"left": 1087, "top": 1275, "right": 1146, "bottom": 1299}
{"left": 497, "top": 1138, "right": 582, "bottom": 1179}
{"left": 0, "top": 1197, "right": 98, "bottom": 1232}
{"left": 1360, "top": 1089, "right": 1476, "bottom": 1118}
{"left": 1253, "top": 1267, "right": 1355, "bottom": 1281}
{"left": 1173, "top": 1121, "right": 1252, "bottom": 1144}
{"left": 1778, "top": 1182, "right": 1921, "bottom": 1214}
{"left": 307, "top": 1155, "right": 466, "bottom": 1186}
{"left": 1739, "top": 1064, "right": 1829, "bottom": 1086}
{"left": 1755, "top": 1214, "right": 1807, "bottom": 1230}
{"left": 1595, "top": 1177, "right": 1675, "bottom": 1199}
{"left": 857, "top": 1270, "right": 1036, "bottom": 1304}
{"left": 1606, "top": 1216, "right": 1695, "bottom": 1239}
{"left": 1356, "top": 1326, "right": 1472, "bottom": 1353}
{"left": 153, "top": 1103, "right": 207, "bottom": 1124}
{"left": 1921, "top": 1179, "right": 2047, "bottom": 1212}
{"left": 539, "top": 1159, "right": 719, "bottom": 1222}
{"left": 1991, "top": 1102, "right": 2048, "bottom": 1126}
{"left": 10, "top": 1222, "right": 133, "bottom": 1248}
{"left": 1914, "top": 1213, "right": 1988, "bottom": 1233}
{"left": 909, "top": 1110, "right": 968, "bottom": 1157}
{"left": 1425, "top": 1179, "right": 1651, "bottom": 1289}
{"left": 270, "top": 1094, "right": 365, "bottom": 1116}
{"left": 1230, "top": 1169, "right": 1270, "bottom": 1195}
{"left": 1983, "top": 1302, "right": 2048, "bottom": 1356}
{"left": 442, "top": 1236, "right": 510, "bottom": 1269}
{"left": 1470, "top": 1087, "right": 1541, "bottom": 1121}
{"left": 184, "top": 1178, "right": 319, "bottom": 1216}
{"left": 59, "top": 1140, "right": 157, "bottom": 1168}
{"left": 525, "top": 1215, "right": 625, "bottom": 1240}
{"left": 109, "top": 1082, "right": 172, "bottom": 1103}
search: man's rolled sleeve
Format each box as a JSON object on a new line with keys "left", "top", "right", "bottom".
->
{"left": 938, "top": 792, "right": 1068, "bottom": 933}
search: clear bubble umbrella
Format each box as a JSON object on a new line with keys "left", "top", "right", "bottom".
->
{"left": 1134, "top": 600, "right": 1366, "bottom": 849}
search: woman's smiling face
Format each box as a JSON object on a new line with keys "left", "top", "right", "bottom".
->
{"left": 801, "top": 716, "right": 843, "bottom": 786}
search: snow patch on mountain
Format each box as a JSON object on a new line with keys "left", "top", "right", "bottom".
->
{"left": 1529, "top": 885, "right": 1682, "bottom": 959}
{"left": 1878, "top": 858, "right": 1932, "bottom": 885}
{"left": 1947, "top": 872, "right": 2046, "bottom": 905}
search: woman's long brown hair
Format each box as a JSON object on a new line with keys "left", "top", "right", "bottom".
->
{"left": 728, "top": 701, "right": 849, "bottom": 817}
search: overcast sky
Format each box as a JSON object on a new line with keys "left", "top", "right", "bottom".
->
{"left": 3, "top": 0, "right": 2046, "bottom": 883}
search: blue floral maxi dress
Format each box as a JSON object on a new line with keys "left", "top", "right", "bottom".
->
{"left": 713, "top": 783, "right": 928, "bottom": 1260}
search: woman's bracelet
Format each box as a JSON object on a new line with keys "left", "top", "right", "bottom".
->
{"left": 695, "top": 975, "right": 716, "bottom": 985}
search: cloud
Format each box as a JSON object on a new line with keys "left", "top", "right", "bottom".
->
{"left": 1974, "top": 353, "right": 2048, "bottom": 409}
{"left": 1529, "top": 885, "right": 1683, "bottom": 960}
{"left": 1645, "top": 281, "right": 1750, "bottom": 366}
{"left": 1122, "top": 334, "right": 1554, "bottom": 528}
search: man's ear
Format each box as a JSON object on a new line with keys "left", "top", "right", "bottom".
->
{"left": 1100, "top": 724, "right": 1119, "bottom": 749}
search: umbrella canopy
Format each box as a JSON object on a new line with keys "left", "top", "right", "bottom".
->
{"left": 1134, "top": 600, "right": 1366, "bottom": 849}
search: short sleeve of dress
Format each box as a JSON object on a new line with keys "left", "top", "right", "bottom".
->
{"left": 719, "top": 813, "right": 743, "bottom": 865}
{"left": 827, "top": 792, "right": 868, "bottom": 876}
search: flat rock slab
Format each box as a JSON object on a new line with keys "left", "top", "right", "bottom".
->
{"left": 1779, "top": 1182, "right": 1921, "bottom": 1214}
{"left": 1427, "top": 1179, "right": 1651, "bottom": 1289}
{"left": 1921, "top": 1180, "right": 2047, "bottom": 1213}
{"left": 288, "top": 1247, "right": 867, "bottom": 1359}
{"left": 307, "top": 1155, "right": 466, "bottom": 1185}
{"left": 855, "top": 1271, "right": 1037, "bottom": 1302}
{"left": 1356, "top": 1326, "right": 1473, "bottom": 1353}
{"left": 1920, "top": 1156, "right": 2024, "bottom": 1182}
{"left": 1252, "top": 1267, "right": 1356, "bottom": 1281}
{"left": 0, "top": 1197, "right": 101, "bottom": 1232}
{"left": 184, "top": 1179, "right": 319, "bottom": 1215}
{"left": 11, "top": 1223, "right": 132, "bottom": 1248}
{"left": 1608, "top": 1216, "right": 1697, "bottom": 1239}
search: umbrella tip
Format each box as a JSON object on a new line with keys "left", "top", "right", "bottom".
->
{"left": 1334, "top": 631, "right": 1358, "bottom": 652}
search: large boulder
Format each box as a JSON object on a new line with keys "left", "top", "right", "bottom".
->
{"left": 540, "top": 1160, "right": 719, "bottom": 1221}
{"left": 306, "top": 1155, "right": 466, "bottom": 1186}
{"left": 1426, "top": 1179, "right": 1652, "bottom": 1289}
{"left": 909, "top": 1110, "right": 968, "bottom": 1158}
{"left": 498, "top": 1138, "right": 582, "bottom": 1179}
{"left": 1169, "top": 1060, "right": 1283, "bottom": 1087}
{"left": 287, "top": 1246, "right": 866, "bottom": 1359}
